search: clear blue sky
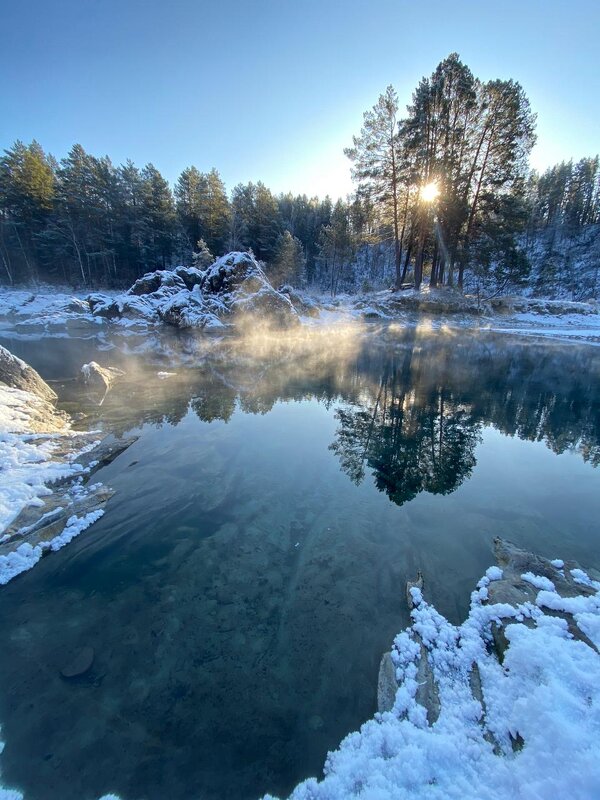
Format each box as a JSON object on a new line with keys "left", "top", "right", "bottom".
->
{"left": 1, "top": 0, "right": 598, "bottom": 199}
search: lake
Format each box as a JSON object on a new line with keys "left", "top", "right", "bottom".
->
{"left": 0, "top": 322, "right": 599, "bottom": 800}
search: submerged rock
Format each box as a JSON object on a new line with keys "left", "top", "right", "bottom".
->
{"left": 60, "top": 646, "right": 94, "bottom": 679}
{"left": 0, "top": 344, "right": 57, "bottom": 402}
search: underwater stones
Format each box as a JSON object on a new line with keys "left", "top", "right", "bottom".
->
{"left": 60, "top": 646, "right": 95, "bottom": 679}
{"left": 0, "top": 344, "right": 57, "bottom": 402}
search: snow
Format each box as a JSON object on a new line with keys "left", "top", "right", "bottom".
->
{"left": 0, "top": 509, "right": 104, "bottom": 585}
{"left": 550, "top": 559, "right": 565, "bottom": 569}
{"left": 521, "top": 571, "right": 556, "bottom": 591}
{"left": 570, "top": 569, "right": 600, "bottom": 590}
{"left": 2, "top": 271, "right": 599, "bottom": 343}
{"left": 0, "top": 376, "right": 106, "bottom": 587}
{"left": 264, "top": 565, "right": 600, "bottom": 800}
{"left": 0, "top": 384, "right": 94, "bottom": 533}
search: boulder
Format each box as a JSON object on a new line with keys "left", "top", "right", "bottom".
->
{"left": 0, "top": 344, "right": 57, "bottom": 402}
{"left": 174, "top": 266, "right": 205, "bottom": 291}
{"left": 60, "top": 646, "right": 95, "bottom": 679}
{"left": 202, "top": 252, "right": 264, "bottom": 294}
{"left": 81, "top": 361, "right": 125, "bottom": 393}
{"left": 280, "top": 285, "right": 321, "bottom": 317}
{"left": 128, "top": 270, "right": 186, "bottom": 296}
{"left": 230, "top": 286, "right": 300, "bottom": 327}
{"left": 88, "top": 293, "right": 122, "bottom": 319}
{"left": 158, "top": 287, "right": 227, "bottom": 330}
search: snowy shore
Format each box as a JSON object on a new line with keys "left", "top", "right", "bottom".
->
{"left": 1, "top": 256, "right": 599, "bottom": 343}
{"left": 0, "top": 376, "right": 108, "bottom": 584}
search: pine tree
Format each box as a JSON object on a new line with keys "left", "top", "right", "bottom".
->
{"left": 175, "top": 166, "right": 204, "bottom": 252}
{"left": 270, "top": 230, "right": 306, "bottom": 287}
{"left": 0, "top": 140, "right": 56, "bottom": 281}
{"left": 198, "top": 169, "right": 230, "bottom": 256}
{"left": 345, "top": 86, "right": 405, "bottom": 287}
{"left": 139, "top": 163, "right": 177, "bottom": 269}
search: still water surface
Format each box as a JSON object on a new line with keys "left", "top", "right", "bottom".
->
{"left": 0, "top": 325, "right": 599, "bottom": 800}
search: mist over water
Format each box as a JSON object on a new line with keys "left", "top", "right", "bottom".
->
{"left": 0, "top": 324, "right": 599, "bottom": 800}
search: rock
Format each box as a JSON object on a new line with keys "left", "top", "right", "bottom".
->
{"left": 406, "top": 570, "right": 424, "bottom": 608}
{"left": 279, "top": 285, "right": 321, "bottom": 317}
{"left": 230, "top": 287, "right": 300, "bottom": 328}
{"left": 174, "top": 266, "right": 205, "bottom": 291}
{"left": 60, "top": 646, "right": 94, "bottom": 679}
{"left": 87, "top": 293, "right": 122, "bottom": 319}
{"left": 128, "top": 270, "right": 186, "bottom": 296}
{"left": 0, "top": 344, "right": 57, "bottom": 402}
{"left": 377, "top": 651, "right": 397, "bottom": 713}
{"left": 158, "top": 288, "right": 225, "bottom": 330}
{"left": 81, "top": 361, "right": 125, "bottom": 393}
{"left": 64, "top": 298, "right": 90, "bottom": 314}
{"left": 89, "top": 253, "right": 304, "bottom": 332}
{"left": 202, "top": 252, "right": 263, "bottom": 294}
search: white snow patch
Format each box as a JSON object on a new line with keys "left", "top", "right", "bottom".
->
{"left": 0, "top": 509, "right": 104, "bottom": 585}
{"left": 570, "top": 568, "right": 600, "bottom": 590}
{"left": 263, "top": 562, "right": 600, "bottom": 800}
{"left": 0, "top": 384, "right": 95, "bottom": 533}
{"left": 521, "top": 571, "right": 556, "bottom": 592}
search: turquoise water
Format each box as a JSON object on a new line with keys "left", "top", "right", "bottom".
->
{"left": 0, "top": 325, "right": 599, "bottom": 800}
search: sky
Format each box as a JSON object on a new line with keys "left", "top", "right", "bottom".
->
{"left": 1, "top": 0, "right": 599, "bottom": 199}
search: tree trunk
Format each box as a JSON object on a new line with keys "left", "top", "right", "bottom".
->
{"left": 430, "top": 241, "right": 439, "bottom": 287}
{"left": 400, "top": 239, "right": 412, "bottom": 284}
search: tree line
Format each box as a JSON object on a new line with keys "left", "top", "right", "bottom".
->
{"left": 1, "top": 53, "right": 598, "bottom": 294}
{"left": 0, "top": 141, "right": 332, "bottom": 288}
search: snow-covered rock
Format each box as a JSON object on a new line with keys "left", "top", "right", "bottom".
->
{"left": 81, "top": 361, "right": 125, "bottom": 392}
{"left": 267, "top": 538, "right": 600, "bottom": 800}
{"left": 0, "top": 344, "right": 57, "bottom": 402}
{"left": 88, "top": 252, "right": 300, "bottom": 330}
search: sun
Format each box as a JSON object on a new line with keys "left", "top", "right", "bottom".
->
{"left": 420, "top": 181, "right": 440, "bottom": 202}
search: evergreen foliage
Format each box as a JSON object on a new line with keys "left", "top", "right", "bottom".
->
{"left": 0, "top": 54, "right": 598, "bottom": 295}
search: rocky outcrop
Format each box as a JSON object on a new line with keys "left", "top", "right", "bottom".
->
{"left": 0, "top": 344, "right": 57, "bottom": 402}
{"left": 87, "top": 252, "right": 301, "bottom": 330}
{"left": 377, "top": 537, "right": 600, "bottom": 722}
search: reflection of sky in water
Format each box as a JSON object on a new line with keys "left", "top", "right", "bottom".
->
{"left": 0, "top": 326, "right": 598, "bottom": 800}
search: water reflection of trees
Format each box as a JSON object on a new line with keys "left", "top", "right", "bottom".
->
{"left": 329, "top": 331, "right": 600, "bottom": 505}
{"left": 329, "top": 339, "right": 481, "bottom": 505}
{"left": 91, "top": 328, "right": 600, "bottom": 509}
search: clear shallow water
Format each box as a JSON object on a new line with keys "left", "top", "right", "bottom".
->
{"left": 0, "top": 325, "right": 599, "bottom": 800}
